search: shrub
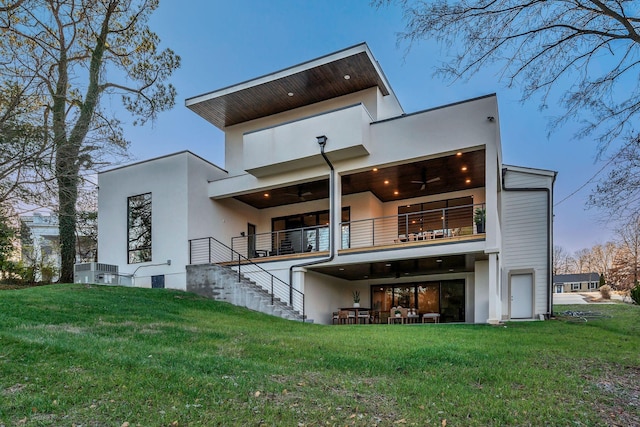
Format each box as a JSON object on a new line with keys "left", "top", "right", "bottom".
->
{"left": 631, "top": 283, "right": 640, "bottom": 305}
{"left": 599, "top": 284, "right": 612, "bottom": 300}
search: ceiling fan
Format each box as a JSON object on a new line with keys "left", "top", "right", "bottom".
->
{"left": 285, "top": 186, "right": 312, "bottom": 201}
{"left": 411, "top": 168, "right": 440, "bottom": 190}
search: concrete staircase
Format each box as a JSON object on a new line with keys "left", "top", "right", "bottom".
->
{"left": 186, "top": 263, "right": 308, "bottom": 322}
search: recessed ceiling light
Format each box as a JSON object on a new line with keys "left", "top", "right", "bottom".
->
{"left": 449, "top": 269, "right": 454, "bottom": 272}
{"left": 372, "top": 167, "right": 378, "bottom": 172}
{"left": 339, "top": 268, "right": 345, "bottom": 271}
{"left": 465, "top": 179, "right": 471, "bottom": 184}
{"left": 436, "top": 259, "right": 442, "bottom": 263}
{"left": 394, "top": 191, "right": 399, "bottom": 195}
{"left": 461, "top": 166, "right": 467, "bottom": 171}
{"left": 344, "top": 74, "right": 351, "bottom": 80}
{"left": 364, "top": 275, "right": 368, "bottom": 279}
{"left": 404, "top": 272, "right": 409, "bottom": 275}
{"left": 264, "top": 193, "right": 269, "bottom": 197}
{"left": 385, "top": 263, "right": 391, "bottom": 267}
{"left": 287, "top": 92, "right": 294, "bottom": 97}
{"left": 456, "top": 152, "right": 462, "bottom": 156}
{"left": 384, "top": 180, "right": 389, "bottom": 184}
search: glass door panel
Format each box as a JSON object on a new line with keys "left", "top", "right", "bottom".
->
{"left": 417, "top": 284, "right": 439, "bottom": 314}
{"left": 440, "top": 281, "right": 465, "bottom": 322}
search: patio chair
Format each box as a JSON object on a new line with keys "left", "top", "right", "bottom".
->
{"left": 357, "top": 310, "right": 370, "bottom": 324}
{"left": 338, "top": 310, "right": 355, "bottom": 325}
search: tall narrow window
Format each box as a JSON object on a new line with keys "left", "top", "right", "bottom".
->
{"left": 128, "top": 193, "right": 152, "bottom": 263}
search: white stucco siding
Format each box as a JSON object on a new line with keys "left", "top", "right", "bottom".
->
{"left": 501, "top": 167, "right": 553, "bottom": 317}
{"left": 474, "top": 261, "right": 489, "bottom": 323}
{"left": 367, "top": 95, "right": 499, "bottom": 166}
{"left": 98, "top": 152, "right": 228, "bottom": 290}
{"left": 224, "top": 88, "right": 383, "bottom": 175}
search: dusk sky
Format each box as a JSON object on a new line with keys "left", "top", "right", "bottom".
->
{"left": 116, "top": 0, "right": 621, "bottom": 254}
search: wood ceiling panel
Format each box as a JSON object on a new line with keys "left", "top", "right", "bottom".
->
{"left": 187, "top": 52, "right": 389, "bottom": 129}
{"left": 233, "top": 150, "right": 485, "bottom": 209}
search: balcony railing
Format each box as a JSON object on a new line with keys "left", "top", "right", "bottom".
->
{"left": 231, "top": 225, "right": 330, "bottom": 260}
{"left": 341, "top": 203, "right": 485, "bottom": 250}
{"left": 229, "top": 203, "right": 485, "bottom": 259}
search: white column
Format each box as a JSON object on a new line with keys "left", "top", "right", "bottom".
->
{"left": 487, "top": 251, "right": 501, "bottom": 324}
{"left": 332, "top": 171, "right": 343, "bottom": 253}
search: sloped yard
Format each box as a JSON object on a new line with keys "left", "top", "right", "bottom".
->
{"left": 1, "top": 284, "right": 638, "bottom": 426}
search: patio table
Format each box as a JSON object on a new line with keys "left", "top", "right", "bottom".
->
{"left": 339, "top": 307, "right": 371, "bottom": 324}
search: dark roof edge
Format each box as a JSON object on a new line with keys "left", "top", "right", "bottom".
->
{"left": 99, "top": 150, "right": 227, "bottom": 175}
{"left": 185, "top": 42, "right": 370, "bottom": 104}
{"left": 371, "top": 93, "right": 497, "bottom": 126}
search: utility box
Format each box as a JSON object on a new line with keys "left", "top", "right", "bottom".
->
{"left": 74, "top": 262, "right": 120, "bottom": 285}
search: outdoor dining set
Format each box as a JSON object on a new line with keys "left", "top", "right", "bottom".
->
{"left": 332, "top": 306, "right": 441, "bottom": 324}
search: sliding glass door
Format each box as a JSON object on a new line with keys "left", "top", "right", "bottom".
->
{"left": 371, "top": 280, "right": 465, "bottom": 323}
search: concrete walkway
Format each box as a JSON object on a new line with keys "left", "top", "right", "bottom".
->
{"left": 553, "top": 292, "right": 625, "bottom": 305}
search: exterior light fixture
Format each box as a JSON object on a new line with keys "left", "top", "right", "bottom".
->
{"left": 456, "top": 152, "right": 462, "bottom": 156}
{"left": 394, "top": 191, "right": 399, "bottom": 195}
{"left": 465, "top": 179, "right": 471, "bottom": 184}
{"left": 288, "top": 92, "right": 294, "bottom": 97}
{"left": 461, "top": 166, "right": 467, "bottom": 171}
{"left": 344, "top": 74, "right": 351, "bottom": 80}
{"left": 384, "top": 180, "right": 389, "bottom": 185}
{"left": 316, "top": 135, "right": 327, "bottom": 147}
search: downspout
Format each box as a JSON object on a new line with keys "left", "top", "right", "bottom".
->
{"left": 501, "top": 168, "right": 557, "bottom": 319}
{"left": 289, "top": 136, "right": 336, "bottom": 314}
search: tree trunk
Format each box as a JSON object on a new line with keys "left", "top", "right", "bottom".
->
{"left": 56, "top": 144, "right": 79, "bottom": 283}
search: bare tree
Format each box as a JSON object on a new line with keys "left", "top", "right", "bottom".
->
{"left": 589, "top": 241, "right": 617, "bottom": 282}
{"left": 553, "top": 245, "right": 573, "bottom": 275}
{"left": 381, "top": 0, "right": 640, "bottom": 146}
{"left": 614, "top": 213, "right": 640, "bottom": 288}
{"left": 0, "top": 0, "right": 180, "bottom": 281}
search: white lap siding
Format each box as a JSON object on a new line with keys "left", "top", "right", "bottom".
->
{"left": 501, "top": 167, "right": 554, "bottom": 318}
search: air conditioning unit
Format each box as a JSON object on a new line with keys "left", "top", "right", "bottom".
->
{"left": 74, "top": 262, "right": 119, "bottom": 285}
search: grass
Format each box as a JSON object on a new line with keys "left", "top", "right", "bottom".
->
{"left": 0, "top": 284, "right": 638, "bottom": 426}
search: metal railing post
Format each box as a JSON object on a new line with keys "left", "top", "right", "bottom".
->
{"left": 271, "top": 276, "right": 274, "bottom": 305}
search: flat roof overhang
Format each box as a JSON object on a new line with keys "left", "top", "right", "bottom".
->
{"left": 186, "top": 43, "right": 394, "bottom": 129}
{"left": 233, "top": 149, "right": 486, "bottom": 209}
{"left": 309, "top": 253, "right": 487, "bottom": 281}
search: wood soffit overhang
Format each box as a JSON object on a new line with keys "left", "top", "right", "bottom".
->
{"left": 233, "top": 149, "right": 486, "bottom": 209}
{"left": 186, "top": 49, "right": 391, "bottom": 129}
{"left": 310, "top": 254, "right": 484, "bottom": 281}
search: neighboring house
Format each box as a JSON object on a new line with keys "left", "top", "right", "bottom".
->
{"left": 20, "top": 213, "right": 60, "bottom": 281}
{"left": 97, "top": 43, "right": 556, "bottom": 324}
{"left": 20, "top": 212, "right": 97, "bottom": 282}
{"left": 553, "top": 273, "right": 600, "bottom": 293}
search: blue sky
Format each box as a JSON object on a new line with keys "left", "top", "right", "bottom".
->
{"left": 118, "top": 0, "right": 615, "bottom": 253}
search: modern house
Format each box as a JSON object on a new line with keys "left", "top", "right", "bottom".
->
{"left": 97, "top": 43, "right": 556, "bottom": 324}
{"left": 553, "top": 273, "right": 600, "bottom": 293}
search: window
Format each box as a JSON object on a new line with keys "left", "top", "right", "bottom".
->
{"left": 271, "top": 207, "right": 350, "bottom": 253}
{"left": 571, "top": 283, "right": 580, "bottom": 291}
{"left": 588, "top": 282, "right": 598, "bottom": 290}
{"left": 371, "top": 281, "right": 465, "bottom": 323}
{"left": 398, "top": 196, "right": 473, "bottom": 235}
{"left": 127, "top": 193, "right": 152, "bottom": 263}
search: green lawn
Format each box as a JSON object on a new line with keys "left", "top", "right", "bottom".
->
{"left": 1, "top": 284, "right": 638, "bottom": 426}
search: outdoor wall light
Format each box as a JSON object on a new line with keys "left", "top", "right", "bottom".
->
{"left": 316, "top": 135, "right": 327, "bottom": 147}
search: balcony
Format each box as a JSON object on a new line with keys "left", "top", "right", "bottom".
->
{"left": 229, "top": 203, "right": 485, "bottom": 260}
{"left": 344, "top": 203, "right": 485, "bottom": 250}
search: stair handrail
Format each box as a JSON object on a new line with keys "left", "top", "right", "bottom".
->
{"left": 189, "top": 236, "right": 305, "bottom": 319}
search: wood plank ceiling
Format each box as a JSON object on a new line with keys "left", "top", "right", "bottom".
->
{"left": 233, "top": 149, "right": 486, "bottom": 209}
{"left": 186, "top": 51, "right": 390, "bottom": 129}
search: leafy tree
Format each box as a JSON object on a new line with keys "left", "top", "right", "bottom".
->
{"left": 0, "top": 82, "right": 52, "bottom": 206}
{"left": 0, "top": 205, "right": 16, "bottom": 272}
{"left": 0, "top": 0, "right": 180, "bottom": 281}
